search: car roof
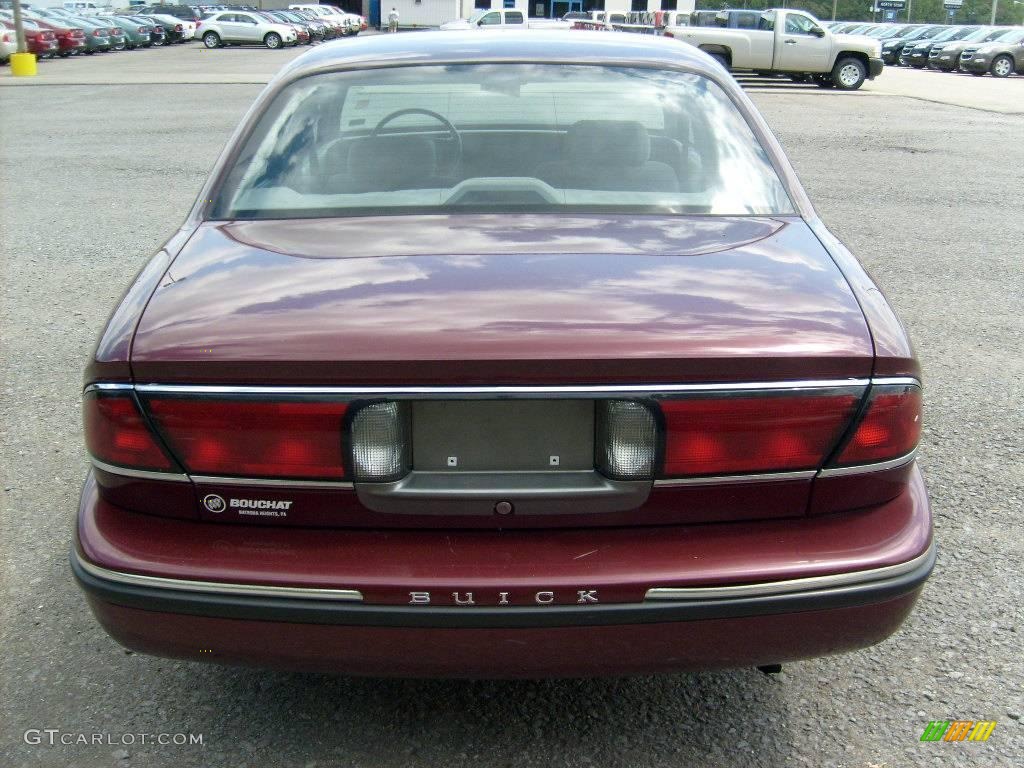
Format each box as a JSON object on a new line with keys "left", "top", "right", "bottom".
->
{"left": 277, "top": 30, "right": 729, "bottom": 83}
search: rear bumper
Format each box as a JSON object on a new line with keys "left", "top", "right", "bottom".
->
{"left": 81, "top": 591, "right": 925, "bottom": 678}
{"left": 73, "top": 467, "right": 933, "bottom": 677}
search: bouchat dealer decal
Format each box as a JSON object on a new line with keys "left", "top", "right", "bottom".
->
{"left": 203, "top": 494, "right": 292, "bottom": 517}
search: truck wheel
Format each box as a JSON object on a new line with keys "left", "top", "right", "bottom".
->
{"left": 832, "top": 57, "right": 867, "bottom": 90}
{"left": 990, "top": 55, "right": 1014, "bottom": 78}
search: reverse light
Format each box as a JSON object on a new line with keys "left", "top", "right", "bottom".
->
{"left": 84, "top": 391, "right": 174, "bottom": 471}
{"left": 833, "top": 384, "right": 921, "bottom": 466}
{"left": 145, "top": 398, "right": 348, "bottom": 479}
{"left": 659, "top": 393, "right": 861, "bottom": 477}
{"left": 349, "top": 402, "right": 411, "bottom": 482}
{"left": 596, "top": 400, "right": 657, "bottom": 480}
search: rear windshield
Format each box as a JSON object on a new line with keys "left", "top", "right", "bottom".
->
{"left": 210, "top": 64, "right": 795, "bottom": 219}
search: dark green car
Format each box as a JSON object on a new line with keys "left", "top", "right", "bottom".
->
{"left": 106, "top": 14, "right": 153, "bottom": 49}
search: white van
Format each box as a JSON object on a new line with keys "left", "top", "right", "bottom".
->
{"left": 62, "top": 1, "right": 107, "bottom": 14}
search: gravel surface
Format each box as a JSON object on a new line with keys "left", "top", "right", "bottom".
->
{"left": 1, "top": 78, "right": 1022, "bottom": 768}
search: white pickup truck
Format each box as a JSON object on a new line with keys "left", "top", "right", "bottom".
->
{"left": 440, "top": 9, "right": 570, "bottom": 31}
{"left": 665, "top": 9, "right": 883, "bottom": 90}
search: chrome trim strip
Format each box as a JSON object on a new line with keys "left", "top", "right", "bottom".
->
{"left": 871, "top": 377, "right": 922, "bottom": 388}
{"left": 817, "top": 450, "right": 918, "bottom": 478}
{"left": 654, "top": 470, "right": 816, "bottom": 487}
{"left": 83, "top": 382, "right": 134, "bottom": 394}
{"left": 74, "top": 552, "right": 364, "bottom": 602}
{"left": 90, "top": 459, "right": 190, "bottom": 483}
{"left": 191, "top": 475, "right": 354, "bottom": 490}
{"left": 133, "top": 379, "right": 870, "bottom": 398}
{"left": 644, "top": 542, "right": 935, "bottom": 601}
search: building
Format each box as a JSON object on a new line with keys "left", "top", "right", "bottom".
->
{"left": 374, "top": 0, "right": 694, "bottom": 27}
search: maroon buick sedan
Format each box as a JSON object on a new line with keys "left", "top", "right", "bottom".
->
{"left": 74, "top": 31, "right": 933, "bottom": 678}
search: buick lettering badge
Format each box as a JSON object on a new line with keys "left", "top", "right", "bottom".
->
{"left": 408, "top": 590, "right": 599, "bottom": 606}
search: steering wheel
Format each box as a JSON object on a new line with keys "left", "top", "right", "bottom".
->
{"left": 370, "top": 108, "right": 462, "bottom": 179}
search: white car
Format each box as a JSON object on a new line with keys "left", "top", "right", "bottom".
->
{"left": 1, "top": 26, "right": 16, "bottom": 63}
{"left": 288, "top": 4, "right": 360, "bottom": 35}
{"left": 198, "top": 10, "right": 298, "bottom": 49}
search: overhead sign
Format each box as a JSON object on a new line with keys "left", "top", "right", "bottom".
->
{"left": 943, "top": 0, "right": 964, "bottom": 7}
{"left": 876, "top": 0, "right": 906, "bottom": 8}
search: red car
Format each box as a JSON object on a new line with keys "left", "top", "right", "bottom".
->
{"left": 1, "top": 20, "right": 59, "bottom": 57}
{"left": 23, "top": 15, "right": 87, "bottom": 56}
{"left": 75, "top": 32, "right": 933, "bottom": 678}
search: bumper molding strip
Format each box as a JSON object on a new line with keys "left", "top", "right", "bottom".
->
{"left": 71, "top": 543, "right": 935, "bottom": 630}
{"left": 644, "top": 542, "right": 934, "bottom": 601}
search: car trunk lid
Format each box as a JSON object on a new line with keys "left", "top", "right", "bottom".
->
{"left": 131, "top": 214, "right": 873, "bottom": 384}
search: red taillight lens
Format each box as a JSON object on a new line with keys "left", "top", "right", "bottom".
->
{"left": 659, "top": 393, "right": 861, "bottom": 477}
{"left": 175, "top": 23, "right": 182, "bottom": 31}
{"left": 139, "top": 27, "right": 146, "bottom": 33}
{"left": 94, "top": 30, "right": 104, "bottom": 37}
{"left": 84, "top": 392, "right": 174, "bottom": 471}
{"left": 833, "top": 384, "right": 921, "bottom": 466}
{"left": 145, "top": 399, "right": 348, "bottom": 480}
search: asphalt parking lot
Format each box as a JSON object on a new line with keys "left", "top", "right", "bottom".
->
{"left": 1, "top": 42, "right": 1023, "bottom": 768}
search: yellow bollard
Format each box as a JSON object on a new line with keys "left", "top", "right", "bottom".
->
{"left": 10, "top": 52, "right": 37, "bottom": 77}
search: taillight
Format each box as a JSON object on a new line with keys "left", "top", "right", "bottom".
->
{"left": 832, "top": 383, "right": 921, "bottom": 466}
{"left": 663, "top": 31, "right": 674, "bottom": 38}
{"left": 145, "top": 398, "right": 349, "bottom": 480}
{"left": 139, "top": 27, "right": 146, "bottom": 33}
{"left": 658, "top": 393, "right": 861, "bottom": 477}
{"left": 93, "top": 30, "right": 104, "bottom": 37}
{"left": 84, "top": 392, "right": 174, "bottom": 471}
{"left": 175, "top": 23, "right": 182, "bottom": 31}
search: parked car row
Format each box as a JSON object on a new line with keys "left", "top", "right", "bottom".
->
{"left": 194, "top": 5, "right": 360, "bottom": 48}
{"left": 0, "top": 6, "right": 165, "bottom": 58}
{"left": 825, "top": 20, "right": 1024, "bottom": 78}
{"left": 0, "top": 2, "right": 367, "bottom": 63}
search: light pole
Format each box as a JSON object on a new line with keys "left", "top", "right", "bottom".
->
{"left": 10, "top": 1, "right": 37, "bottom": 77}
{"left": 990, "top": 0, "right": 998, "bottom": 24}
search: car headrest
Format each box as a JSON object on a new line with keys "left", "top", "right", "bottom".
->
{"left": 346, "top": 134, "right": 437, "bottom": 189}
{"left": 567, "top": 120, "right": 651, "bottom": 167}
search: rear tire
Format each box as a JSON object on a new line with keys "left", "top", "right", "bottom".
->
{"left": 264, "top": 32, "right": 282, "bottom": 49}
{"left": 832, "top": 57, "right": 867, "bottom": 90}
{"left": 990, "top": 55, "right": 1014, "bottom": 78}
{"left": 202, "top": 31, "right": 220, "bottom": 49}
